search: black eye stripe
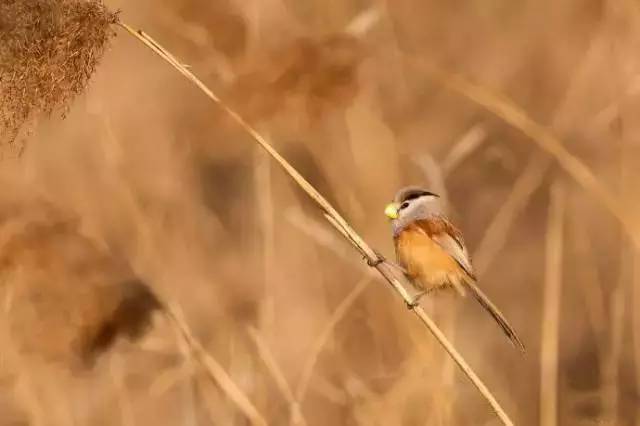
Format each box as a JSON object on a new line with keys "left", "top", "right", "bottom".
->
{"left": 403, "top": 193, "right": 423, "bottom": 202}
{"left": 402, "top": 191, "right": 438, "bottom": 202}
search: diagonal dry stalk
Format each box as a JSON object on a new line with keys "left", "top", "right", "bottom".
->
{"left": 471, "top": 29, "right": 608, "bottom": 277}
{"left": 246, "top": 327, "right": 307, "bottom": 426}
{"left": 422, "top": 65, "right": 640, "bottom": 249}
{"left": 294, "top": 277, "right": 372, "bottom": 405}
{"left": 116, "top": 22, "right": 516, "bottom": 426}
{"left": 165, "top": 305, "right": 269, "bottom": 426}
{"left": 284, "top": 208, "right": 376, "bottom": 407}
{"left": 473, "top": 155, "right": 550, "bottom": 276}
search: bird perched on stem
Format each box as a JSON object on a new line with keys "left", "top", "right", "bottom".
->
{"left": 384, "top": 186, "right": 525, "bottom": 352}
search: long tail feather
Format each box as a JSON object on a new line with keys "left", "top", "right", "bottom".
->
{"left": 463, "top": 279, "right": 526, "bottom": 353}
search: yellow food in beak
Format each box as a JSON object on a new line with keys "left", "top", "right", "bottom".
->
{"left": 384, "top": 203, "right": 400, "bottom": 219}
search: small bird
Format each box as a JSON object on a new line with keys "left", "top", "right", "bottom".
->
{"left": 384, "top": 186, "right": 525, "bottom": 351}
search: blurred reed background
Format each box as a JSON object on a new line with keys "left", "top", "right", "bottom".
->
{"left": 1, "top": 0, "right": 640, "bottom": 425}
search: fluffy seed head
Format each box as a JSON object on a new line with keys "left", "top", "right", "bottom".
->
{"left": 0, "top": 0, "right": 118, "bottom": 156}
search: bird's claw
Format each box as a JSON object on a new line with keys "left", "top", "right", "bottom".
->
{"left": 406, "top": 299, "right": 420, "bottom": 310}
{"left": 405, "top": 291, "right": 426, "bottom": 310}
{"left": 366, "top": 250, "right": 385, "bottom": 267}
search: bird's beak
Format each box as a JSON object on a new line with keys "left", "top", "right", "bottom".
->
{"left": 384, "top": 203, "right": 400, "bottom": 220}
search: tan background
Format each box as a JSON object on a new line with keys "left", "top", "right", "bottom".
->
{"left": 1, "top": 0, "right": 640, "bottom": 425}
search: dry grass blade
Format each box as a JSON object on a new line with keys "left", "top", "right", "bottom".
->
{"left": 602, "top": 249, "right": 627, "bottom": 423}
{"left": 473, "top": 155, "right": 550, "bottom": 276}
{"left": 118, "top": 22, "right": 515, "bottom": 426}
{"left": 570, "top": 215, "right": 607, "bottom": 356}
{"left": 283, "top": 208, "right": 375, "bottom": 404}
{"left": 540, "top": 182, "right": 565, "bottom": 426}
{"left": 117, "top": 22, "right": 372, "bottom": 263}
{"left": 442, "top": 124, "right": 488, "bottom": 177}
{"left": 425, "top": 67, "right": 640, "bottom": 249}
{"left": 246, "top": 327, "right": 307, "bottom": 426}
{"left": 295, "top": 276, "right": 371, "bottom": 404}
{"left": 165, "top": 305, "right": 268, "bottom": 426}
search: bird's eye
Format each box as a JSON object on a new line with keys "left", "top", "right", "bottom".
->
{"left": 400, "top": 202, "right": 409, "bottom": 210}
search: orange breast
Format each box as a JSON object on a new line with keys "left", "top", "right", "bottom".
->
{"left": 395, "top": 227, "right": 464, "bottom": 292}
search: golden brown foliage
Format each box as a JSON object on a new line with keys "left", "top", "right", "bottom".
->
{"left": 2, "top": 0, "right": 640, "bottom": 425}
{"left": 0, "top": 0, "right": 117, "bottom": 153}
{"left": 0, "top": 197, "right": 160, "bottom": 368}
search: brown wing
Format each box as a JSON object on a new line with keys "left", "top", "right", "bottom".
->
{"left": 411, "top": 218, "right": 525, "bottom": 352}
{"left": 413, "top": 218, "right": 475, "bottom": 279}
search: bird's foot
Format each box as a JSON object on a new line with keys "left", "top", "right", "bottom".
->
{"left": 406, "top": 291, "right": 427, "bottom": 310}
{"left": 366, "top": 250, "right": 385, "bottom": 267}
